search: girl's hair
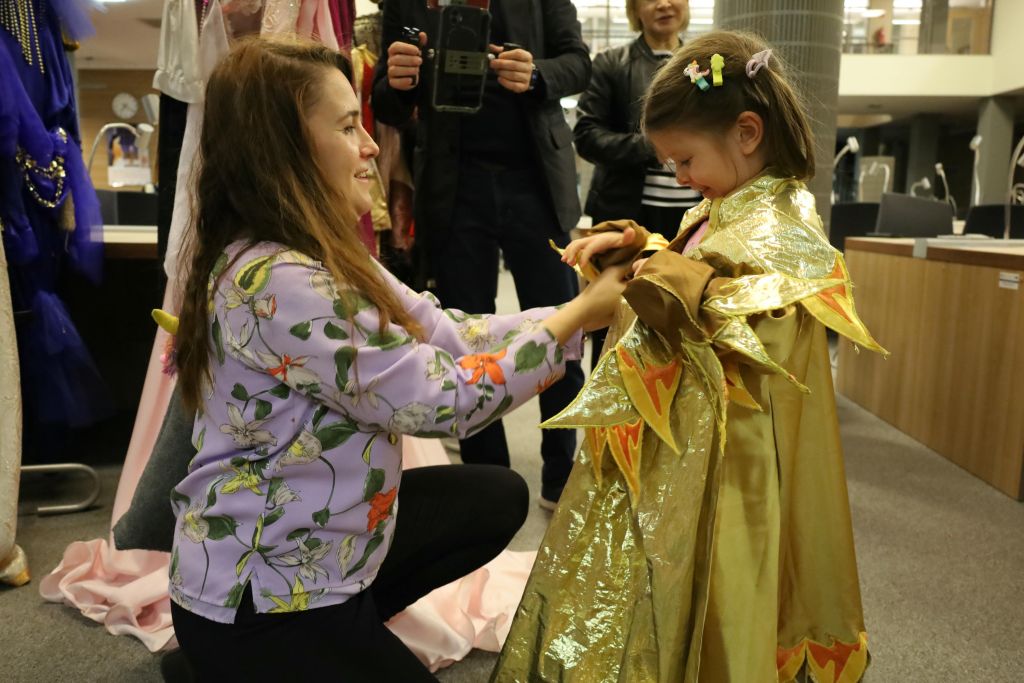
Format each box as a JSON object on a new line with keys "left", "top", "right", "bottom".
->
{"left": 643, "top": 30, "right": 815, "bottom": 180}
{"left": 626, "top": 0, "right": 690, "bottom": 35}
{"left": 176, "top": 37, "right": 423, "bottom": 413}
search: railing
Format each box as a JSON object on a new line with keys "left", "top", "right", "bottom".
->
{"left": 574, "top": 0, "right": 994, "bottom": 55}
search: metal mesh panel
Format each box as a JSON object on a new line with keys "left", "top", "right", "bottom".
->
{"left": 714, "top": 0, "right": 844, "bottom": 232}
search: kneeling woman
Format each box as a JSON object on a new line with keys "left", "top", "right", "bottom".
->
{"left": 169, "top": 37, "right": 626, "bottom": 681}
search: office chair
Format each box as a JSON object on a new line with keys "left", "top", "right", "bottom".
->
{"left": 828, "top": 202, "right": 879, "bottom": 251}
{"left": 963, "top": 204, "right": 1024, "bottom": 239}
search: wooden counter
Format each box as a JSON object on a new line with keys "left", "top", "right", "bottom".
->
{"left": 103, "top": 224, "right": 158, "bottom": 260}
{"left": 837, "top": 237, "right": 1024, "bottom": 499}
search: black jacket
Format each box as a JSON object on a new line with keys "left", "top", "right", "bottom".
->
{"left": 574, "top": 37, "right": 668, "bottom": 222}
{"left": 371, "top": 0, "right": 590, "bottom": 245}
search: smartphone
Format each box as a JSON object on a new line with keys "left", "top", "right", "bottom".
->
{"left": 431, "top": 4, "right": 491, "bottom": 114}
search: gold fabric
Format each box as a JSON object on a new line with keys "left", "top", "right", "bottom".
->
{"left": 493, "top": 172, "right": 883, "bottom": 682}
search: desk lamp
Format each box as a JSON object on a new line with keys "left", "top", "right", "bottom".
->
{"left": 832, "top": 136, "right": 860, "bottom": 204}
{"left": 910, "top": 176, "right": 931, "bottom": 197}
{"left": 969, "top": 134, "right": 982, "bottom": 207}
{"left": 86, "top": 122, "right": 155, "bottom": 177}
{"left": 1006, "top": 135, "right": 1024, "bottom": 239}
{"left": 935, "top": 162, "right": 957, "bottom": 218}
{"left": 833, "top": 136, "right": 860, "bottom": 168}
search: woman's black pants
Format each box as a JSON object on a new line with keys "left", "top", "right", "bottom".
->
{"left": 170, "top": 465, "right": 528, "bottom": 682}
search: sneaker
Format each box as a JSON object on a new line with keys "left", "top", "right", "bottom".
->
{"left": 538, "top": 485, "right": 562, "bottom": 511}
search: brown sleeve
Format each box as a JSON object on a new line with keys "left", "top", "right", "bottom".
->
{"left": 587, "top": 219, "right": 656, "bottom": 273}
{"left": 622, "top": 249, "right": 719, "bottom": 349}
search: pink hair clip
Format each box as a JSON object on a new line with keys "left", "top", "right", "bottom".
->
{"left": 745, "top": 49, "right": 772, "bottom": 78}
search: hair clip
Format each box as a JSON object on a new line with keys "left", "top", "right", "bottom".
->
{"left": 710, "top": 53, "right": 724, "bottom": 86}
{"left": 745, "top": 49, "right": 772, "bottom": 78}
{"left": 684, "top": 60, "right": 711, "bottom": 91}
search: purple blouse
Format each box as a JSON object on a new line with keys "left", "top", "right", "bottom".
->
{"left": 170, "top": 241, "right": 582, "bottom": 622}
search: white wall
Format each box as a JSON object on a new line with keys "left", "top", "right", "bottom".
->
{"left": 990, "top": 0, "right": 1024, "bottom": 96}
{"left": 838, "top": 0, "right": 1021, "bottom": 101}
{"left": 839, "top": 54, "right": 994, "bottom": 98}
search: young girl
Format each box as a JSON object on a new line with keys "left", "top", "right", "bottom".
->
{"left": 168, "top": 38, "right": 627, "bottom": 680}
{"left": 493, "top": 31, "right": 885, "bottom": 683}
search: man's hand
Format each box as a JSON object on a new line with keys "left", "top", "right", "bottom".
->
{"left": 489, "top": 45, "right": 534, "bottom": 94}
{"left": 387, "top": 32, "right": 426, "bottom": 91}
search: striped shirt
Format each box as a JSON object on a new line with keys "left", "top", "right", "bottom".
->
{"left": 642, "top": 164, "right": 702, "bottom": 208}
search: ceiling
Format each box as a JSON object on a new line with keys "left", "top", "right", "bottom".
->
{"left": 75, "top": 0, "right": 163, "bottom": 70}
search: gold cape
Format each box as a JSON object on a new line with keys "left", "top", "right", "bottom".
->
{"left": 493, "top": 171, "right": 886, "bottom": 683}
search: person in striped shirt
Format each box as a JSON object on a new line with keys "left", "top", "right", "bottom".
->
{"left": 574, "top": 0, "right": 698, "bottom": 368}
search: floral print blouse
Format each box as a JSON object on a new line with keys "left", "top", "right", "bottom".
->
{"left": 169, "top": 242, "right": 583, "bottom": 623}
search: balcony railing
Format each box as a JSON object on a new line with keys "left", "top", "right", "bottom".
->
{"left": 574, "top": 0, "right": 993, "bottom": 55}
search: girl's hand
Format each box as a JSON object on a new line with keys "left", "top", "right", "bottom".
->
{"left": 561, "top": 226, "right": 637, "bottom": 272}
{"left": 632, "top": 257, "right": 649, "bottom": 276}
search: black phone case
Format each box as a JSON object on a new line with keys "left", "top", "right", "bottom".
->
{"left": 431, "top": 5, "right": 491, "bottom": 114}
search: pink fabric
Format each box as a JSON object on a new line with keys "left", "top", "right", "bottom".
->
{"left": 39, "top": 287, "right": 535, "bottom": 668}
{"left": 391, "top": 440, "right": 537, "bottom": 671}
{"left": 683, "top": 219, "right": 709, "bottom": 253}
{"left": 39, "top": 284, "right": 179, "bottom": 651}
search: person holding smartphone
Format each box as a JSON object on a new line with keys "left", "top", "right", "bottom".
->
{"left": 372, "top": 0, "right": 591, "bottom": 509}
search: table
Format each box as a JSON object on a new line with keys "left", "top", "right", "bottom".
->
{"left": 837, "top": 237, "right": 1024, "bottom": 499}
{"left": 103, "top": 224, "right": 157, "bottom": 260}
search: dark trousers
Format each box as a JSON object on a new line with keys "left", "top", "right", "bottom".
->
{"left": 589, "top": 203, "right": 690, "bottom": 371}
{"left": 434, "top": 162, "right": 584, "bottom": 498}
{"left": 170, "top": 465, "right": 528, "bottom": 682}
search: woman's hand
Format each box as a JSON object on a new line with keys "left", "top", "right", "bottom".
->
{"left": 632, "top": 257, "right": 649, "bottom": 276}
{"left": 560, "top": 226, "right": 637, "bottom": 272}
{"left": 577, "top": 264, "right": 630, "bottom": 331}
{"left": 543, "top": 265, "right": 630, "bottom": 344}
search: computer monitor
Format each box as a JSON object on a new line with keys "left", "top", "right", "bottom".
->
{"left": 964, "top": 204, "right": 1024, "bottom": 239}
{"left": 829, "top": 202, "right": 879, "bottom": 251}
{"left": 871, "top": 193, "right": 954, "bottom": 238}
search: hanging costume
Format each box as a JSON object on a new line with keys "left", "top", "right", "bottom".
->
{"left": 0, "top": 0, "right": 110, "bottom": 459}
{"left": 494, "top": 171, "right": 885, "bottom": 683}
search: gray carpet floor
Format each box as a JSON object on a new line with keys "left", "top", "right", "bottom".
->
{"left": 4, "top": 269, "right": 1024, "bottom": 682}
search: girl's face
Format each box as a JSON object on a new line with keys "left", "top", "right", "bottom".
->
{"left": 306, "top": 68, "right": 379, "bottom": 217}
{"left": 648, "top": 112, "right": 766, "bottom": 200}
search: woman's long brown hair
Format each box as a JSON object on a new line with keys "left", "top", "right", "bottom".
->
{"left": 176, "top": 37, "right": 423, "bottom": 413}
{"left": 643, "top": 30, "right": 815, "bottom": 180}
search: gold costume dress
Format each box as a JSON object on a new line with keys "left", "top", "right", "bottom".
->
{"left": 493, "top": 171, "right": 886, "bottom": 683}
